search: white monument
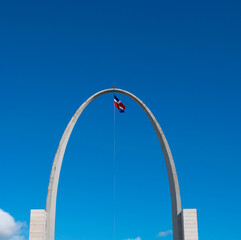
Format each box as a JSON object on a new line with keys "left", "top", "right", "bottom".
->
{"left": 29, "top": 88, "right": 199, "bottom": 240}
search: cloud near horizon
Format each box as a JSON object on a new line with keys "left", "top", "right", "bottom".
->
{"left": 0, "top": 209, "right": 26, "bottom": 240}
{"left": 124, "top": 237, "right": 141, "bottom": 240}
{"left": 157, "top": 230, "right": 172, "bottom": 237}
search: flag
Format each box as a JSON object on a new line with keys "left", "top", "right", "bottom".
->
{"left": 114, "top": 95, "right": 126, "bottom": 113}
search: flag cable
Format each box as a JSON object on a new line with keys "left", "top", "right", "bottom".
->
{"left": 113, "top": 94, "right": 116, "bottom": 240}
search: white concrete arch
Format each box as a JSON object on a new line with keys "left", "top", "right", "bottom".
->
{"left": 46, "top": 88, "right": 182, "bottom": 240}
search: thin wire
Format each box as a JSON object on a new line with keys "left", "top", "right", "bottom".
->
{"left": 113, "top": 94, "right": 116, "bottom": 240}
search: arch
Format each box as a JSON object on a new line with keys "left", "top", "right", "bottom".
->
{"left": 46, "top": 88, "right": 182, "bottom": 240}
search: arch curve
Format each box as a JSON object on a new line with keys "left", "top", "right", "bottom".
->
{"left": 46, "top": 88, "right": 182, "bottom": 240}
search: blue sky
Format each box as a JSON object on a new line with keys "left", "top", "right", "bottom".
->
{"left": 0, "top": 1, "right": 241, "bottom": 240}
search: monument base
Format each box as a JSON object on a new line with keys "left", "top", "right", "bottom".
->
{"left": 28, "top": 209, "right": 199, "bottom": 240}
{"left": 29, "top": 209, "right": 46, "bottom": 240}
{"left": 182, "top": 209, "right": 199, "bottom": 240}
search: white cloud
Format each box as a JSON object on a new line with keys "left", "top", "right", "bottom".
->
{"left": 0, "top": 209, "right": 26, "bottom": 240}
{"left": 124, "top": 237, "right": 141, "bottom": 240}
{"left": 157, "top": 230, "right": 172, "bottom": 237}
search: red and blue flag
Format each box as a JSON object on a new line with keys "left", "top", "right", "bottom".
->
{"left": 114, "top": 95, "right": 126, "bottom": 113}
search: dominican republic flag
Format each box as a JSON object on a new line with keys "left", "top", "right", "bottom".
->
{"left": 114, "top": 95, "right": 126, "bottom": 113}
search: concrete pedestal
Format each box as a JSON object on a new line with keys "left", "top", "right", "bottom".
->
{"left": 182, "top": 209, "right": 199, "bottom": 240}
{"left": 28, "top": 208, "right": 199, "bottom": 240}
{"left": 29, "top": 209, "right": 46, "bottom": 240}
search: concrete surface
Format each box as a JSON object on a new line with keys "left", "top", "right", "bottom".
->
{"left": 29, "top": 209, "right": 46, "bottom": 240}
{"left": 182, "top": 209, "right": 199, "bottom": 240}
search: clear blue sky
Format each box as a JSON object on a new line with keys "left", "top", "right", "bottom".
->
{"left": 0, "top": 1, "right": 241, "bottom": 240}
